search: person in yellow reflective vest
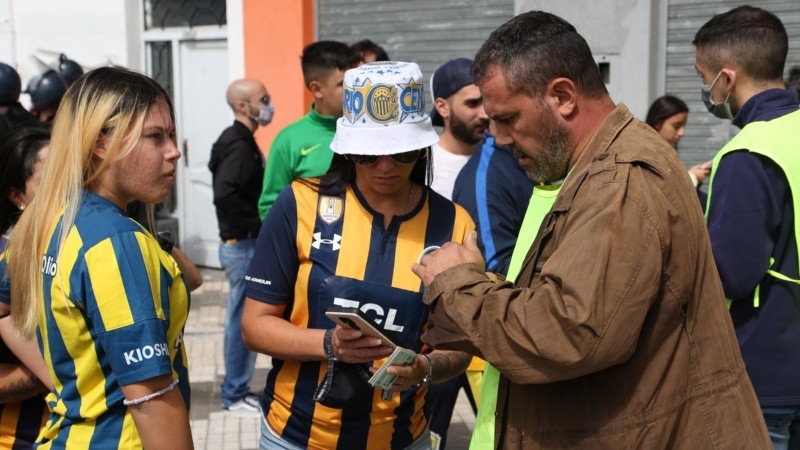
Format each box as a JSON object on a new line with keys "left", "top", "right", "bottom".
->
{"left": 695, "top": 6, "right": 800, "bottom": 448}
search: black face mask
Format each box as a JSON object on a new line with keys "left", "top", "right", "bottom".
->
{"left": 313, "top": 361, "right": 374, "bottom": 409}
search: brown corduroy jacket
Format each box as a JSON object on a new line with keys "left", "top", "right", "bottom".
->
{"left": 422, "top": 104, "right": 770, "bottom": 449}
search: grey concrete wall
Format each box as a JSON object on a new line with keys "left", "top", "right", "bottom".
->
{"left": 515, "top": 0, "right": 660, "bottom": 119}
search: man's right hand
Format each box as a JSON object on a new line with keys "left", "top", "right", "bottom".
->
{"left": 411, "top": 231, "right": 484, "bottom": 287}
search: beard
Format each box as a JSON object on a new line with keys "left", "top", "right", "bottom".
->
{"left": 518, "top": 107, "right": 572, "bottom": 184}
{"left": 449, "top": 113, "right": 486, "bottom": 145}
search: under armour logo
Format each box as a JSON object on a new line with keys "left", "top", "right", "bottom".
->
{"left": 312, "top": 232, "right": 342, "bottom": 250}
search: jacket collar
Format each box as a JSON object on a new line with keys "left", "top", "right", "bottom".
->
{"left": 551, "top": 103, "right": 633, "bottom": 213}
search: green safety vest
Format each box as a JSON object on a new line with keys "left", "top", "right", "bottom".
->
{"left": 705, "top": 109, "right": 800, "bottom": 308}
{"left": 469, "top": 184, "right": 561, "bottom": 450}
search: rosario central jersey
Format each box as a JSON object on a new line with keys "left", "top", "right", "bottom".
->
{"left": 246, "top": 180, "right": 473, "bottom": 450}
{"left": 0, "top": 243, "right": 48, "bottom": 450}
{"left": 34, "top": 192, "right": 190, "bottom": 449}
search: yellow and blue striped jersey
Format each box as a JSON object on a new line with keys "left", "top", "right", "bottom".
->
{"left": 34, "top": 191, "right": 190, "bottom": 449}
{"left": 0, "top": 238, "right": 49, "bottom": 450}
{"left": 246, "top": 180, "right": 474, "bottom": 450}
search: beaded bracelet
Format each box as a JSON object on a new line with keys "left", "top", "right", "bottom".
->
{"left": 123, "top": 379, "right": 179, "bottom": 406}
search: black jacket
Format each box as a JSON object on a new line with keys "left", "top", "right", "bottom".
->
{"left": 208, "top": 120, "right": 264, "bottom": 240}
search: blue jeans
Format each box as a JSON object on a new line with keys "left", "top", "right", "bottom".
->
{"left": 763, "top": 407, "right": 800, "bottom": 450}
{"left": 219, "top": 238, "right": 257, "bottom": 407}
{"left": 260, "top": 418, "right": 433, "bottom": 450}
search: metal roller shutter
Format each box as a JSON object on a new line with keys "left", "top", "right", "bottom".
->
{"left": 317, "top": 0, "right": 514, "bottom": 92}
{"left": 665, "top": 0, "right": 800, "bottom": 166}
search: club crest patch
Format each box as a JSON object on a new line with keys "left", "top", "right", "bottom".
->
{"left": 318, "top": 196, "right": 343, "bottom": 224}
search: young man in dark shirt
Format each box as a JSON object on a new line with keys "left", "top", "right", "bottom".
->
{"left": 209, "top": 78, "right": 273, "bottom": 412}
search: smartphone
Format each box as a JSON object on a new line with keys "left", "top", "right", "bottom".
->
{"left": 325, "top": 307, "right": 399, "bottom": 348}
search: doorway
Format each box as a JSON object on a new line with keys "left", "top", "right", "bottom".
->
{"left": 176, "top": 39, "right": 229, "bottom": 268}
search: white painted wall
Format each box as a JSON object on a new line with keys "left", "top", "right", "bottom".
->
{"left": 515, "top": 0, "right": 659, "bottom": 119}
{"left": 0, "top": 0, "right": 136, "bottom": 105}
{"left": 225, "top": 0, "right": 244, "bottom": 82}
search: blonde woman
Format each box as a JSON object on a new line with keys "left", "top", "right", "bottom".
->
{"left": 7, "top": 67, "right": 193, "bottom": 450}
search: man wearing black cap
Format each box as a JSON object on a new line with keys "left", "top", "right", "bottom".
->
{"left": 429, "top": 58, "right": 489, "bottom": 200}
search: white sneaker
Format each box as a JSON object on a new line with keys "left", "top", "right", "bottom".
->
{"left": 243, "top": 393, "right": 260, "bottom": 409}
{"left": 224, "top": 395, "right": 259, "bottom": 413}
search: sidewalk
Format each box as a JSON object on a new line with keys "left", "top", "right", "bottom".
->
{"left": 186, "top": 268, "right": 475, "bottom": 449}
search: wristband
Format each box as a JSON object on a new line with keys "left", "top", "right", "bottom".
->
{"left": 323, "top": 328, "right": 336, "bottom": 360}
{"left": 313, "top": 328, "right": 337, "bottom": 403}
{"left": 418, "top": 353, "right": 433, "bottom": 389}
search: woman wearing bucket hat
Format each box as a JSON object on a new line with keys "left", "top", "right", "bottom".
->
{"left": 242, "top": 61, "right": 474, "bottom": 450}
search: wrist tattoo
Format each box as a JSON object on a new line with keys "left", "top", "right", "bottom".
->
{"left": 0, "top": 377, "right": 45, "bottom": 403}
{"left": 429, "top": 351, "right": 471, "bottom": 382}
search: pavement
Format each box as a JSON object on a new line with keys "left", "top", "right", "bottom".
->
{"left": 186, "top": 268, "right": 475, "bottom": 449}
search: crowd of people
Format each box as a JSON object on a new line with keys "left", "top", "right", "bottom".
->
{"left": 1, "top": 4, "right": 799, "bottom": 450}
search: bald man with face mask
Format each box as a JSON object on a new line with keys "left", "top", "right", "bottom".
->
{"left": 209, "top": 78, "right": 273, "bottom": 412}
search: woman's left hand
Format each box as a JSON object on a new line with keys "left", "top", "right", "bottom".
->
{"left": 385, "top": 354, "right": 427, "bottom": 392}
{"left": 332, "top": 326, "right": 393, "bottom": 364}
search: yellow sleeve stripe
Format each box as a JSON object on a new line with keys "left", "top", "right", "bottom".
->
{"left": 85, "top": 239, "right": 135, "bottom": 331}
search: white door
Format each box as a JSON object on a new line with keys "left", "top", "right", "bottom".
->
{"left": 177, "top": 39, "right": 229, "bottom": 268}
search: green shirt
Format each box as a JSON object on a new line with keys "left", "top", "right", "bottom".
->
{"left": 258, "top": 105, "right": 338, "bottom": 219}
{"left": 470, "top": 184, "right": 561, "bottom": 450}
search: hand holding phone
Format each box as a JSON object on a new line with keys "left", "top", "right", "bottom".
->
{"left": 325, "top": 307, "right": 399, "bottom": 349}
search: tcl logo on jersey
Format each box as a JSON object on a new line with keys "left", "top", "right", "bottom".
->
{"left": 124, "top": 342, "right": 169, "bottom": 365}
{"left": 333, "top": 297, "right": 404, "bottom": 332}
{"left": 312, "top": 232, "right": 342, "bottom": 251}
{"left": 40, "top": 255, "right": 57, "bottom": 277}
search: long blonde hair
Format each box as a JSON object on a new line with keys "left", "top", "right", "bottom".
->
{"left": 8, "top": 67, "right": 173, "bottom": 338}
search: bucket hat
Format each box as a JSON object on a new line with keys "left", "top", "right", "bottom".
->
{"left": 331, "top": 61, "right": 439, "bottom": 155}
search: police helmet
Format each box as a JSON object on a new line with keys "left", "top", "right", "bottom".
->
{"left": 26, "top": 69, "right": 68, "bottom": 111}
{"left": 57, "top": 54, "right": 84, "bottom": 86}
{"left": 0, "top": 62, "right": 22, "bottom": 106}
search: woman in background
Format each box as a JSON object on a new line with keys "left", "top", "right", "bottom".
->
{"left": 646, "top": 94, "right": 713, "bottom": 191}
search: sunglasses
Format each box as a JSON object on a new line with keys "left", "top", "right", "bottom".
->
{"left": 349, "top": 150, "right": 421, "bottom": 166}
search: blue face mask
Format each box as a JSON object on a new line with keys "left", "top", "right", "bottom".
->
{"left": 701, "top": 71, "right": 733, "bottom": 120}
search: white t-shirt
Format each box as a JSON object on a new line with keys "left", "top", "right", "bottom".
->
{"left": 430, "top": 144, "right": 472, "bottom": 200}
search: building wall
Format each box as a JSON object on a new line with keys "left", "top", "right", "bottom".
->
{"left": 515, "top": 0, "right": 660, "bottom": 120}
{"left": 317, "top": 0, "right": 514, "bottom": 94}
{"left": 241, "top": 0, "right": 314, "bottom": 154}
{"left": 0, "top": 0, "right": 137, "bottom": 97}
{"left": 665, "top": 1, "right": 800, "bottom": 166}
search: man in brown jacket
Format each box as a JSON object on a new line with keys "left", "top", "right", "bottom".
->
{"left": 412, "top": 10, "right": 770, "bottom": 450}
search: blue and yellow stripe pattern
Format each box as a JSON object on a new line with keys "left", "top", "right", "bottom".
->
{"left": 34, "top": 191, "right": 190, "bottom": 449}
